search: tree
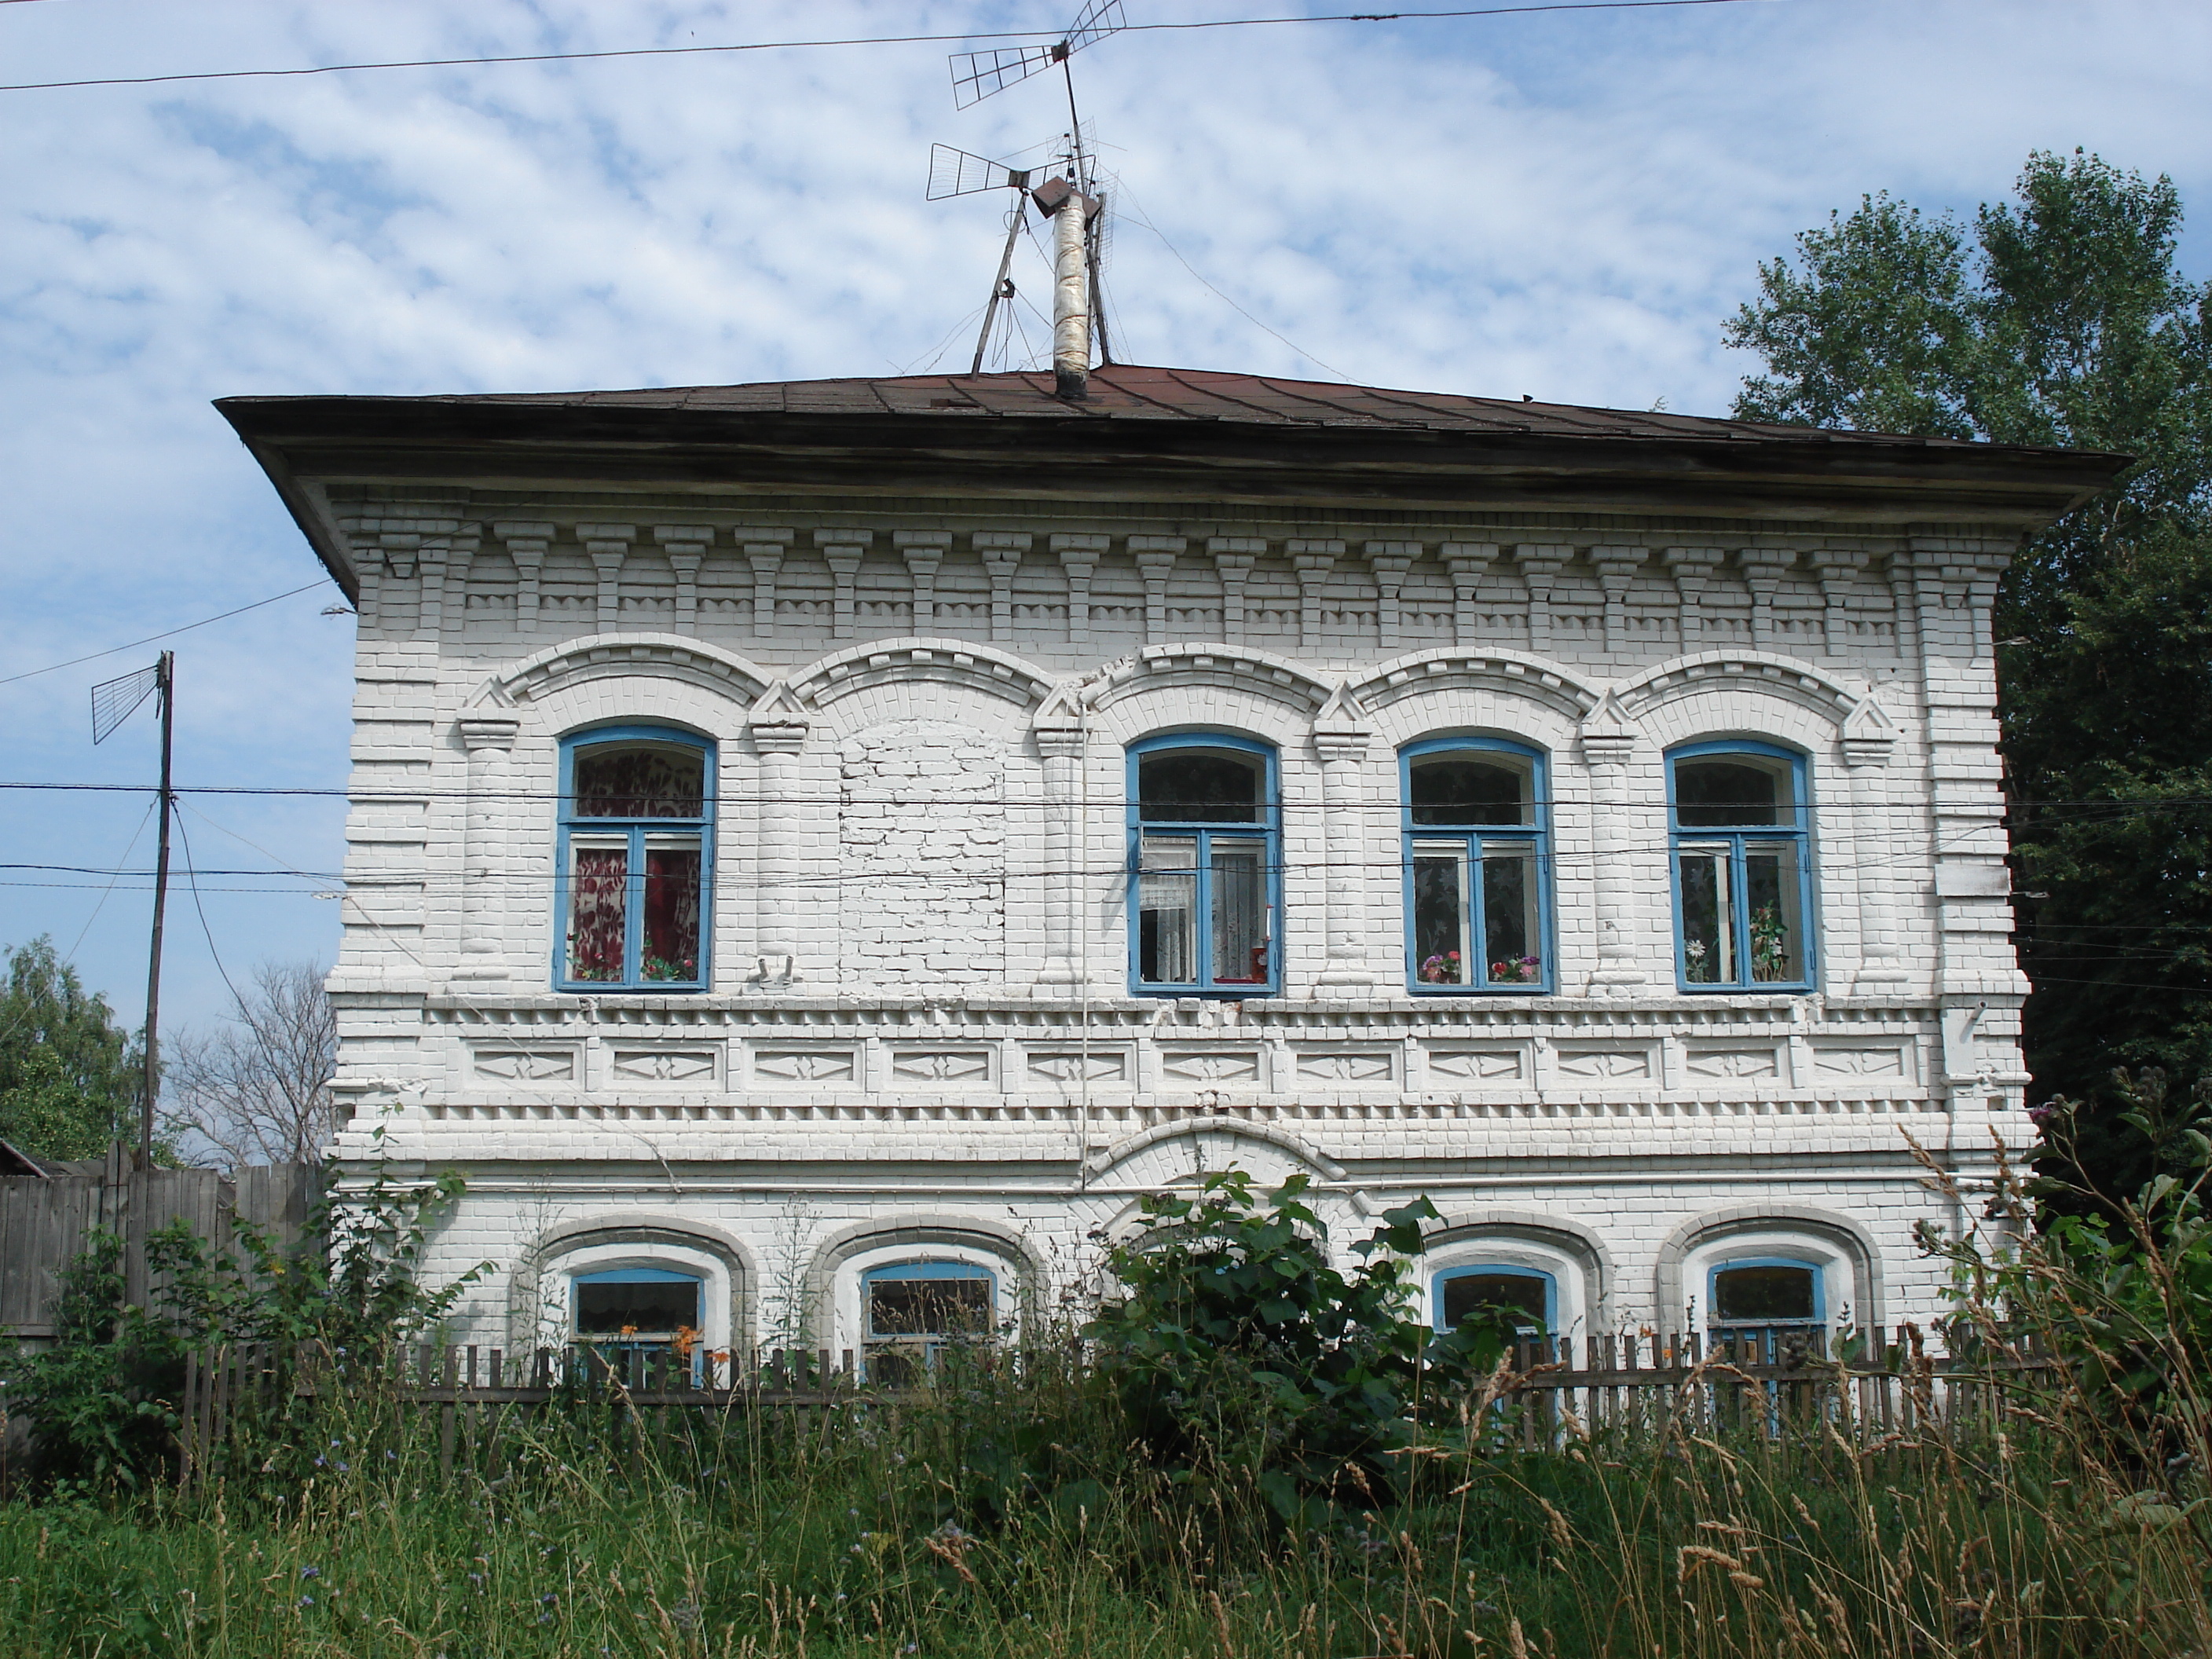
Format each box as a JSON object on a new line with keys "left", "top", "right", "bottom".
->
{"left": 1724, "top": 150, "right": 2212, "bottom": 1192}
{"left": 0, "top": 936, "right": 141, "bottom": 1160}
{"left": 165, "top": 959, "right": 338, "bottom": 1167}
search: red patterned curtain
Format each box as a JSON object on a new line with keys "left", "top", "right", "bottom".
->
{"left": 568, "top": 847, "right": 628, "bottom": 980}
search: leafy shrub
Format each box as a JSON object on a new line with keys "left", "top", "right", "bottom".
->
{"left": 1084, "top": 1168, "right": 1518, "bottom": 1517}
{"left": 2, "top": 1163, "right": 483, "bottom": 1492}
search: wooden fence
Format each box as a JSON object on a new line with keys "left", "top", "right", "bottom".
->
{"left": 0, "top": 1148, "right": 319, "bottom": 1346}
{"left": 163, "top": 1324, "right": 2068, "bottom": 1496}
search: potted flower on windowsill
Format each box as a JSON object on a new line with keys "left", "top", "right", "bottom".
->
{"left": 1419, "top": 950, "right": 1463, "bottom": 984}
{"left": 1749, "top": 906, "right": 1791, "bottom": 981}
{"left": 1487, "top": 954, "right": 1541, "bottom": 985}
{"left": 642, "top": 954, "right": 698, "bottom": 983}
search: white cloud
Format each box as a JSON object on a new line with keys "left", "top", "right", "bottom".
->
{"left": 1, "top": 0, "right": 2205, "bottom": 1029}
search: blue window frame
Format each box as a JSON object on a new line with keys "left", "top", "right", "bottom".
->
{"left": 861, "top": 1259, "right": 998, "bottom": 1383}
{"left": 1401, "top": 738, "right": 1553, "bottom": 992}
{"left": 1127, "top": 734, "right": 1280, "bottom": 996}
{"left": 1667, "top": 741, "right": 1814, "bottom": 991}
{"left": 555, "top": 726, "right": 713, "bottom": 991}
{"left": 1707, "top": 1257, "right": 1824, "bottom": 1328}
{"left": 1433, "top": 1264, "right": 1555, "bottom": 1334}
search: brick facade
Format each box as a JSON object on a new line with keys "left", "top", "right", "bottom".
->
{"left": 222, "top": 368, "right": 2119, "bottom": 1363}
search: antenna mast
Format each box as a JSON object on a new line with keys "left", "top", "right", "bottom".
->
{"left": 945, "top": 0, "right": 1126, "bottom": 373}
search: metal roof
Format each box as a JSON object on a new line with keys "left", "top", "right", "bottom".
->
{"left": 401, "top": 364, "right": 1976, "bottom": 448}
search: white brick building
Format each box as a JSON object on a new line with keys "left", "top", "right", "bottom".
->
{"left": 222, "top": 365, "right": 2120, "bottom": 1368}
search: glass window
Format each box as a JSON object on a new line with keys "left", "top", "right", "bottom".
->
{"left": 1712, "top": 1263, "right": 1818, "bottom": 1324}
{"left": 1668, "top": 745, "right": 1811, "bottom": 990}
{"left": 558, "top": 730, "right": 712, "bottom": 989}
{"left": 1434, "top": 1265, "right": 1554, "bottom": 1334}
{"left": 1129, "top": 738, "right": 1279, "bottom": 994}
{"left": 1404, "top": 742, "right": 1551, "bottom": 991}
{"left": 574, "top": 1267, "right": 702, "bottom": 1337}
{"left": 862, "top": 1260, "right": 997, "bottom": 1385}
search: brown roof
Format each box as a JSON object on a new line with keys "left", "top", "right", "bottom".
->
{"left": 405, "top": 364, "right": 1975, "bottom": 448}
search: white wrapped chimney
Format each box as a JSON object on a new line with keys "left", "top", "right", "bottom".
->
{"left": 1031, "top": 177, "right": 1098, "bottom": 400}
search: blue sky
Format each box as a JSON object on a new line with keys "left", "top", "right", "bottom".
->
{"left": 2, "top": 0, "right": 2207, "bottom": 1042}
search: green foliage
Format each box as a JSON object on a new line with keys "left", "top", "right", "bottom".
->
{"left": 1, "top": 1162, "right": 484, "bottom": 1491}
{"left": 1724, "top": 151, "right": 2212, "bottom": 1181}
{"left": 1943, "top": 1069, "right": 2212, "bottom": 1441}
{"left": 0, "top": 937, "right": 142, "bottom": 1161}
{"left": 1083, "top": 1169, "right": 1515, "bottom": 1515}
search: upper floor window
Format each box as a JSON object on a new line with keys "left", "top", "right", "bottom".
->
{"left": 557, "top": 727, "right": 712, "bottom": 990}
{"left": 1128, "top": 735, "right": 1280, "bottom": 995}
{"left": 1668, "top": 743, "right": 1812, "bottom": 991}
{"left": 1403, "top": 740, "right": 1551, "bottom": 992}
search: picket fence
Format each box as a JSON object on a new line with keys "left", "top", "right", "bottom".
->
{"left": 159, "top": 1324, "right": 2067, "bottom": 1496}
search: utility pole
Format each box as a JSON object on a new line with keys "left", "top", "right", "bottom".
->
{"left": 140, "top": 650, "right": 174, "bottom": 1165}
{"left": 91, "top": 650, "right": 178, "bottom": 1166}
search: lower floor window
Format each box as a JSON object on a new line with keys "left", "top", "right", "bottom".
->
{"left": 1708, "top": 1258, "right": 1823, "bottom": 1362}
{"left": 1434, "top": 1264, "right": 1554, "bottom": 1335}
{"left": 573, "top": 1267, "right": 703, "bottom": 1370}
{"left": 862, "top": 1260, "right": 996, "bottom": 1384}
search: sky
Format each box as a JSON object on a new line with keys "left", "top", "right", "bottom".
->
{"left": 2, "top": 0, "right": 2207, "bottom": 1046}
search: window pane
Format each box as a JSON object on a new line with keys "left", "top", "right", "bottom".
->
{"left": 1481, "top": 844, "right": 1541, "bottom": 984}
{"left": 1441, "top": 1271, "right": 1549, "bottom": 1330}
{"left": 568, "top": 840, "right": 628, "bottom": 981}
{"left": 1412, "top": 844, "right": 1469, "bottom": 984}
{"left": 1675, "top": 757, "right": 1789, "bottom": 828}
{"left": 1210, "top": 838, "right": 1269, "bottom": 983}
{"left": 1678, "top": 845, "right": 1732, "bottom": 983}
{"left": 867, "top": 1276, "right": 992, "bottom": 1337}
{"left": 1411, "top": 756, "right": 1533, "bottom": 826}
{"left": 1138, "top": 750, "right": 1261, "bottom": 822}
{"left": 574, "top": 743, "right": 705, "bottom": 819}
{"left": 1138, "top": 835, "right": 1196, "bottom": 983}
{"left": 576, "top": 1276, "right": 700, "bottom": 1335}
{"left": 642, "top": 839, "right": 701, "bottom": 981}
{"left": 1744, "top": 846, "right": 1804, "bottom": 982}
{"left": 1713, "top": 1265, "right": 1816, "bottom": 1323}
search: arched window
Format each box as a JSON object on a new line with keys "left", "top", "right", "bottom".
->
{"left": 556, "top": 727, "right": 713, "bottom": 990}
{"left": 1127, "top": 734, "right": 1280, "bottom": 995}
{"left": 1434, "top": 1264, "right": 1554, "bottom": 1335}
{"left": 862, "top": 1259, "right": 998, "bottom": 1383}
{"left": 573, "top": 1265, "right": 703, "bottom": 1367}
{"left": 1708, "top": 1256, "right": 1826, "bottom": 1368}
{"left": 1402, "top": 739, "right": 1551, "bottom": 991}
{"left": 1668, "top": 742, "right": 1813, "bottom": 990}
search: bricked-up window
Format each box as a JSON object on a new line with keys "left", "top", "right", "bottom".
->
{"left": 1668, "top": 742, "right": 1814, "bottom": 991}
{"left": 862, "top": 1260, "right": 997, "bottom": 1385}
{"left": 1128, "top": 735, "right": 1280, "bottom": 995}
{"left": 556, "top": 727, "right": 713, "bottom": 990}
{"left": 1402, "top": 740, "right": 1551, "bottom": 992}
{"left": 1434, "top": 1264, "right": 1553, "bottom": 1335}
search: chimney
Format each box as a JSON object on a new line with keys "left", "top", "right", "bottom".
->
{"left": 1031, "top": 176, "right": 1097, "bottom": 400}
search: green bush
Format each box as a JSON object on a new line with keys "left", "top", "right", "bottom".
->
{"left": 1083, "top": 1168, "right": 1518, "bottom": 1518}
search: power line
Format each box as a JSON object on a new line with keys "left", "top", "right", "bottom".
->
{"left": 0, "top": 582, "right": 328, "bottom": 687}
{"left": 0, "top": 2, "right": 1772, "bottom": 94}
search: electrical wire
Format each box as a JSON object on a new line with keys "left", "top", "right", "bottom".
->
{"left": 0, "top": 2, "right": 1777, "bottom": 96}
{"left": 172, "top": 810, "right": 247, "bottom": 1013}
{"left": 0, "top": 582, "right": 328, "bottom": 687}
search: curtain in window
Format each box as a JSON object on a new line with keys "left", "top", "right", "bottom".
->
{"left": 568, "top": 847, "right": 628, "bottom": 981}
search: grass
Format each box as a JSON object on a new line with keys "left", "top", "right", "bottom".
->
{"left": 4, "top": 1346, "right": 2208, "bottom": 1659}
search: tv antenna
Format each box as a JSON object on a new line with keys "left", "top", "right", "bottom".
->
{"left": 943, "top": 0, "right": 1125, "bottom": 371}
{"left": 927, "top": 145, "right": 1044, "bottom": 374}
